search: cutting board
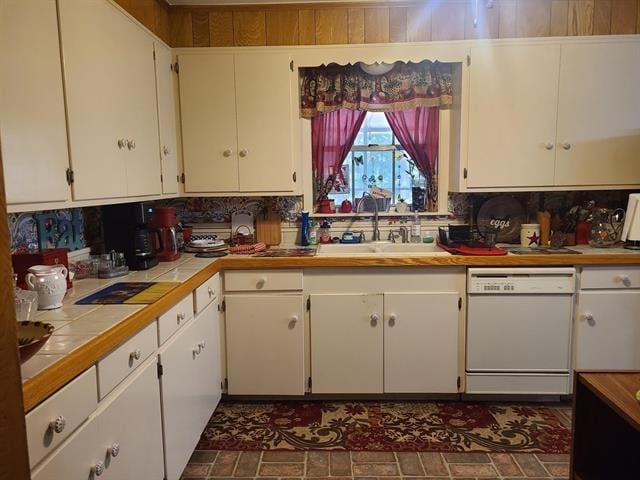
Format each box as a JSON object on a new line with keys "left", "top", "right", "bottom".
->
{"left": 255, "top": 206, "right": 282, "bottom": 246}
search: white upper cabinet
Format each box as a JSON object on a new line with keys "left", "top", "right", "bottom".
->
{"left": 463, "top": 38, "right": 640, "bottom": 191}
{"left": 179, "top": 51, "right": 296, "bottom": 194}
{"left": 58, "top": 0, "right": 161, "bottom": 200}
{"left": 466, "top": 44, "right": 560, "bottom": 188}
{"left": 555, "top": 42, "right": 640, "bottom": 187}
{"left": 0, "top": 0, "right": 71, "bottom": 205}
{"left": 155, "top": 41, "right": 180, "bottom": 194}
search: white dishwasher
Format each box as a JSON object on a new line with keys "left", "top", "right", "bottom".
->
{"left": 466, "top": 267, "right": 576, "bottom": 395}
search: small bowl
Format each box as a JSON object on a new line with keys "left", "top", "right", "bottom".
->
{"left": 17, "top": 321, "right": 55, "bottom": 363}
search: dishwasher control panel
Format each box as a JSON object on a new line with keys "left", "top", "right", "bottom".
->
{"left": 468, "top": 268, "right": 576, "bottom": 294}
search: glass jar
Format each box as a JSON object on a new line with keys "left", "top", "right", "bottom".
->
{"left": 588, "top": 208, "right": 624, "bottom": 247}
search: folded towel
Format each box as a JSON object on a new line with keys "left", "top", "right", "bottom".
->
{"left": 229, "top": 242, "right": 267, "bottom": 255}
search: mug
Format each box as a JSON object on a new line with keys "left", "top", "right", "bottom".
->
{"left": 520, "top": 224, "right": 541, "bottom": 247}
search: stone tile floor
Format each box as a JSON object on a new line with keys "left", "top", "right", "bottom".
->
{"left": 180, "top": 450, "right": 570, "bottom": 480}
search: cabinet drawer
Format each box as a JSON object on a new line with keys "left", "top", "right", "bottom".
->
{"left": 26, "top": 367, "right": 97, "bottom": 469}
{"left": 580, "top": 267, "right": 640, "bottom": 289}
{"left": 225, "top": 269, "right": 302, "bottom": 292}
{"left": 158, "top": 294, "right": 193, "bottom": 345}
{"left": 96, "top": 321, "right": 157, "bottom": 399}
{"left": 194, "top": 273, "right": 220, "bottom": 314}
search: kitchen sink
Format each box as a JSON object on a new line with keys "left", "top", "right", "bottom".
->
{"left": 316, "top": 242, "right": 449, "bottom": 256}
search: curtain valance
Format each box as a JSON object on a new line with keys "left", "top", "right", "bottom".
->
{"left": 300, "top": 60, "right": 453, "bottom": 119}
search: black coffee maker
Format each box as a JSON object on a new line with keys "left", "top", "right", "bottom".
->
{"left": 102, "top": 203, "right": 160, "bottom": 270}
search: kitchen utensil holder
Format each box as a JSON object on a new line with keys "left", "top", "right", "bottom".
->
{"left": 232, "top": 225, "right": 254, "bottom": 246}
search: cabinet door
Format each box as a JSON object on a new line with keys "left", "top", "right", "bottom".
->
{"left": 235, "top": 52, "right": 295, "bottom": 192}
{"left": 555, "top": 42, "right": 640, "bottom": 186}
{"left": 384, "top": 293, "right": 459, "bottom": 393}
{"left": 179, "top": 53, "right": 239, "bottom": 193}
{"left": 30, "top": 418, "right": 100, "bottom": 480}
{"left": 159, "top": 301, "right": 221, "bottom": 480}
{"left": 310, "top": 294, "right": 383, "bottom": 394}
{"left": 0, "top": 0, "right": 70, "bottom": 205}
{"left": 575, "top": 291, "right": 640, "bottom": 370}
{"left": 59, "top": 0, "right": 160, "bottom": 200}
{"left": 226, "top": 294, "right": 305, "bottom": 395}
{"left": 97, "top": 359, "right": 164, "bottom": 480}
{"left": 467, "top": 45, "right": 560, "bottom": 188}
{"left": 155, "top": 42, "right": 179, "bottom": 194}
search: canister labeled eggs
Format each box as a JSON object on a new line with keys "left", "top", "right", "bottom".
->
{"left": 520, "top": 224, "right": 541, "bottom": 247}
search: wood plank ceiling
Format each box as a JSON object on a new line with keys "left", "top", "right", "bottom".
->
{"left": 114, "top": 0, "right": 640, "bottom": 48}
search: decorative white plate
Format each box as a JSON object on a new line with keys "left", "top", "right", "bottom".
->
{"left": 476, "top": 196, "right": 526, "bottom": 243}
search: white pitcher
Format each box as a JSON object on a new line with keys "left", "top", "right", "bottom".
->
{"left": 25, "top": 265, "right": 68, "bottom": 310}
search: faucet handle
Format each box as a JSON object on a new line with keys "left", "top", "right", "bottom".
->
{"left": 387, "top": 230, "right": 398, "bottom": 243}
{"left": 358, "top": 231, "right": 366, "bottom": 242}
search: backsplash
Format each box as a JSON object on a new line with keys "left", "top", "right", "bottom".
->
{"left": 8, "top": 207, "right": 102, "bottom": 254}
{"left": 154, "top": 196, "right": 304, "bottom": 223}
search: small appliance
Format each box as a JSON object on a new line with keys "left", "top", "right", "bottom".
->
{"left": 621, "top": 193, "right": 640, "bottom": 250}
{"left": 102, "top": 202, "right": 160, "bottom": 270}
{"left": 149, "top": 207, "right": 181, "bottom": 262}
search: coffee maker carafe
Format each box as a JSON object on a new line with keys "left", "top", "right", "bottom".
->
{"left": 149, "top": 207, "right": 181, "bottom": 262}
{"left": 133, "top": 225, "right": 160, "bottom": 270}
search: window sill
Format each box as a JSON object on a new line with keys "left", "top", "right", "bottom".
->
{"left": 311, "top": 211, "right": 452, "bottom": 218}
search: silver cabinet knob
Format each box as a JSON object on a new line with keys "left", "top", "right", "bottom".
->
{"left": 127, "top": 139, "right": 136, "bottom": 150}
{"left": 131, "top": 349, "right": 142, "bottom": 360}
{"left": 222, "top": 149, "right": 233, "bottom": 157}
{"left": 162, "top": 145, "right": 170, "bottom": 156}
{"left": 50, "top": 415, "right": 66, "bottom": 434}
{"left": 388, "top": 314, "right": 397, "bottom": 327}
{"left": 583, "top": 313, "right": 595, "bottom": 326}
{"left": 256, "top": 278, "right": 266, "bottom": 289}
{"left": 199, "top": 340, "right": 206, "bottom": 350}
{"left": 109, "top": 442, "right": 120, "bottom": 458}
{"left": 193, "top": 346, "right": 200, "bottom": 355}
{"left": 177, "top": 312, "right": 185, "bottom": 323}
{"left": 239, "top": 149, "right": 248, "bottom": 157}
{"left": 544, "top": 142, "right": 554, "bottom": 150}
{"left": 618, "top": 275, "right": 632, "bottom": 287}
{"left": 208, "top": 287, "right": 215, "bottom": 297}
{"left": 370, "top": 313, "right": 379, "bottom": 326}
{"left": 117, "top": 139, "right": 127, "bottom": 149}
{"left": 93, "top": 461, "right": 105, "bottom": 476}
{"left": 289, "top": 315, "right": 298, "bottom": 329}
{"left": 561, "top": 141, "right": 571, "bottom": 150}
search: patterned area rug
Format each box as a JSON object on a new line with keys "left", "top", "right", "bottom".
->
{"left": 197, "top": 401, "right": 571, "bottom": 453}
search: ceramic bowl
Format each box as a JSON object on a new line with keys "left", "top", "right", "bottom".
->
{"left": 17, "top": 321, "right": 54, "bottom": 363}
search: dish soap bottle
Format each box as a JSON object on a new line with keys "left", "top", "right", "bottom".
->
{"left": 308, "top": 219, "right": 318, "bottom": 246}
{"left": 411, "top": 211, "right": 421, "bottom": 243}
{"left": 300, "top": 211, "right": 310, "bottom": 246}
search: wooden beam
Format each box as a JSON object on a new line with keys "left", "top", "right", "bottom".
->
{"left": 0, "top": 138, "right": 30, "bottom": 478}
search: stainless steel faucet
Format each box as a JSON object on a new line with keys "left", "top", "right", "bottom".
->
{"left": 357, "top": 192, "right": 381, "bottom": 241}
{"left": 388, "top": 226, "right": 409, "bottom": 243}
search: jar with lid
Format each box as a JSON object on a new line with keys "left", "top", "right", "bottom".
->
{"left": 589, "top": 208, "right": 625, "bottom": 247}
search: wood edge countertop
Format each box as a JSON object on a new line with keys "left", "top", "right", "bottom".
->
{"left": 22, "top": 252, "right": 640, "bottom": 412}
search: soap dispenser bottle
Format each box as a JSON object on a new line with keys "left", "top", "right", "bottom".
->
{"left": 411, "top": 211, "right": 421, "bottom": 243}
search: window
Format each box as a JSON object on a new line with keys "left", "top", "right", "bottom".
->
{"left": 327, "top": 112, "right": 426, "bottom": 209}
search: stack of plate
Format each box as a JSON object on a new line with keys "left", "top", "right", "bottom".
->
{"left": 185, "top": 239, "right": 228, "bottom": 254}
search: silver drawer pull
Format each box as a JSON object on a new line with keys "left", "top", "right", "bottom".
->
{"left": 208, "top": 287, "right": 215, "bottom": 297}
{"left": 177, "top": 312, "right": 185, "bottom": 322}
{"left": 288, "top": 315, "right": 298, "bottom": 329}
{"left": 388, "top": 314, "right": 397, "bottom": 327}
{"left": 256, "top": 278, "right": 266, "bottom": 289}
{"left": 131, "top": 349, "right": 142, "bottom": 360}
{"left": 109, "top": 442, "right": 120, "bottom": 458}
{"left": 93, "top": 461, "right": 105, "bottom": 476}
{"left": 50, "top": 415, "right": 66, "bottom": 434}
{"left": 370, "top": 313, "right": 379, "bottom": 327}
{"left": 199, "top": 340, "right": 206, "bottom": 350}
{"left": 617, "top": 275, "right": 632, "bottom": 287}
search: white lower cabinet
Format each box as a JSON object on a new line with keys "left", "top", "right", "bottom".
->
{"left": 574, "top": 267, "right": 640, "bottom": 370}
{"left": 31, "top": 358, "right": 163, "bottom": 480}
{"left": 159, "top": 300, "right": 221, "bottom": 480}
{"left": 307, "top": 269, "right": 464, "bottom": 394}
{"left": 225, "top": 294, "right": 305, "bottom": 395}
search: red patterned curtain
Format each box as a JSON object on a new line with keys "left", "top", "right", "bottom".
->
{"left": 300, "top": 60, "right": 453, "bottom": 119}
{"left": 385, "top": 107, "right": 440, "bottom": 211}
{"left": 312, "top": 109, "right": 367, "bottom": 202}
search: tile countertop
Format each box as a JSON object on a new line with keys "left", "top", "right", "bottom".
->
{"left": 21, "top": 255, "right": 220, "bottom": 382}
{"left": 20, "top": 246, "right": 640, "bottom": 412}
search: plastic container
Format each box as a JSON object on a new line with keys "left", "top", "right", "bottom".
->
{"left": 308, "top": 219, "right": 318, "bottom": 245}
{"left": 411, "top": 212, "right": 421, "bottom": 243}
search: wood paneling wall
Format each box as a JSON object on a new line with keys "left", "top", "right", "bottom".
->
{"left": 113, "top": 0, "right": 171, "bottom": 44}
{"left": 152, "top": 0, "right": 640, "bottom": 48}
